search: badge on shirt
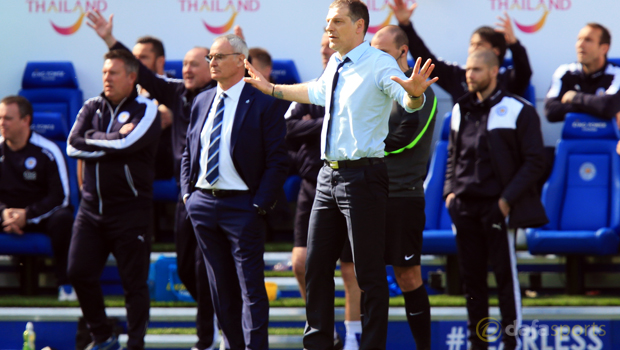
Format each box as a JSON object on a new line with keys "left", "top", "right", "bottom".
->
{"left": 25, "top": 157, "right": 37, "bottom": 170}
{"left": 496, "top": 106, "right": 508, "bottom": 117}
{"left": 118, "top": 111, "right": 130, "bottom": 124}
{"left": 596, "top": 87, "right": 606, "bottom": 96}
{"left": 23, "top": 171, "right": 37, "bottom": 181}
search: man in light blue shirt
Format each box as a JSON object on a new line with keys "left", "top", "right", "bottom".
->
{"left": 245, "top": 1, "right": 437, "bottom": 349}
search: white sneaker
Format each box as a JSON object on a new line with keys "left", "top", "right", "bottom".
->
{"left": 58, "top": 284, "right": 77, "bottom": 301}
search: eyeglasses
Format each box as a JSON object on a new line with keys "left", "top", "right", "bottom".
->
{"left": 205, "top": 53, "right": 242, "bottom": 63}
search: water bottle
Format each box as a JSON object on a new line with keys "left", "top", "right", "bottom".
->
{"left": 23, "top": 322, "right": 35, "bottom": 350}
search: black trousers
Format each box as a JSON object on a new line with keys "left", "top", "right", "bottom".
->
{"left": 24, "top": 206, "right": 74, "bottom": 285}
{"left": 186, "top": 190, "right": 269, "bottom": 350}
{"left": 449, "top": 196, "right": 521, "bottom": 350}
{"left": 304, "top": 163, "right": 389, "bottom": 350}
{"left": 67, "top": 204, "right": 151, "bottom": 350}
{"left": 174, "top": 196, "right": 215, "bottom": 349}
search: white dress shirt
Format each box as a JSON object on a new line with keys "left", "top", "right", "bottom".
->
{"left": 307, "top": 41, "right": 425, "bottom": 161}
{"left": 196, "top": 79, "right": 249, "bottom": 190}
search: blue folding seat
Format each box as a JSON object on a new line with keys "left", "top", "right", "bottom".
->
{"left": 283, "top": 175, "right": 302, "bottom": 202}
{"left": 526, "top": 113, "right": 620, "bottom": 256}
{"left": 271, "top": 60, "right": 301, "bottom": 85}
{"left": 18, "top": 61, "right": 82, "bottom": 210}
{"left": 163, "top": 60, "right": 184, "bottom": 79}
{"left": 422, "top": 113, "right": 457, "bottom": 255}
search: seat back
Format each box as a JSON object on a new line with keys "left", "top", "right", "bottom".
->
{"left": 542, "top": 113, "right": 620, "bottom": 232}
{"left": 19, "top": 62, "right": 83, "bottom": 209}
{"left": 163, "top": 60, "right": 184, "bottom": 79}
{"left": 423, "top": 112, "right": 453, "bottom": 230}
{"left": 271, "top": 60, "right": 301, "bottom": 85}
{"left": 607, "top": 58, "right": 620, "bottom": 66}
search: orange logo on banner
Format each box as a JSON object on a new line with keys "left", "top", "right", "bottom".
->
{"left": 178, "top": 0, "right": 259, "bottom": 34}
{"left": 27, "top": 0, "right": 108, "bottom": 35}
{"left": 490, "top": 0, "right": 571, "bottom": 34}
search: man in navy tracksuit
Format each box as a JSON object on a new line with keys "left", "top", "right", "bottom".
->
{"left": 444, "top": 49, "right": 547, "bottom": 350}
{"left": 86, "top": 10, "right": 220, "bottom": 350}
{"left": 0, "top": 95, "right": 74, "bottom": 299}
{"left": 67, "top": 50, "right": 161, "bottom": 350}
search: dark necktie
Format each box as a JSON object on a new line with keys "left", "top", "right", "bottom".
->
{"left": 326, "top": 57, "right": 350, "bottom": 154}
{"left": 205, "top": 93, "right": 227, "bottom": 185}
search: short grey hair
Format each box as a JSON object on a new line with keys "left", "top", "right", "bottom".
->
{"left": 214, "top": 34, "right": 249, "bottom": 58}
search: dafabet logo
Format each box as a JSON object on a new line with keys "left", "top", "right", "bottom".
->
{"left": 179, "top": 0, "right": 260, "bottom": 34}
{"left": 27, "top": 0, "right": 107, "bottom": 35}
{"left": 490, "top": 0, "right": 571, "bottom": 34}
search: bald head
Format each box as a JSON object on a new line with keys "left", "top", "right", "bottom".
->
{"left": 371, "top": 25, "right": 409, "bottom": 71}
{"left": 375, "top": 25, "right": 408, "bottom": 49}
{"left": 468, "top": 49, "right": 500, "bottom": 69}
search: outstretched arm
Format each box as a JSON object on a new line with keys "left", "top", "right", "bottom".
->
{"left": 391, "top": 57, "right": 439, "bottom": 110}
{"left": 244, "top": 60, "right": 311, "bottom": 104}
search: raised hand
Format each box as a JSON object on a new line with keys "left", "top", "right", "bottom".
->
{"left": 495, "top": 12, "right": 517, "bottom": 45}
{"left": 86, "top": 9, "right": 116, "bottom": 48}
{"left": 233, "top": 25, "right": 246, "bottom": 41}
{"left": 391, "top": 57, "right": 439, "bottom": 104}
{"left": 243, "top": 60, "right": 273, "bottom": 95}
{"left": 388, "top": 0, "right": 417, "bottom": 26}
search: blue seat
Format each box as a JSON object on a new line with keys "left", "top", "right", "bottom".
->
{"left": 526, "top": 113, "right": 620, "bottom": 256}
{"left": 152, "top": 177, "right": 179, "bottom": 202}
{"left": 163, "top": 60, "right": 183, "bottom": 79}
{"left": 271, "top": 60, "right": 301, "bottom": 85}
{"left": 283, "top": 175, "right": 302, "bottom": 202}
{"left": 422, "top": 113, "right": 457, "bottom": 255}
{"left": 607, "top": 58, "right": 620, "bottom": 66}
{"left": 151, "top": 60, "right": 184, "bottom": 202}
{"left": 18, "top": 62, "right": 82, "bottom": 210}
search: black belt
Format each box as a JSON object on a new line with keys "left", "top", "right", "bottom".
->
{"left": 200, "top": 188, "right": 250, "bottom": 198}
{"left": 324, "top": 158, "right": 384, "bottom": 170}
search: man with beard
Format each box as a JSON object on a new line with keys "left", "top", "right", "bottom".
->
{"left": 444, "top": 49, "right": 548, "bottom": 350}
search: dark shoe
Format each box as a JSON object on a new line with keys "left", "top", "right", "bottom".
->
{"left": 84, "top": 335, "right": 120, "bottom": 350}
{"left": 334, "top": 333, "right": 344, "bottom": 350}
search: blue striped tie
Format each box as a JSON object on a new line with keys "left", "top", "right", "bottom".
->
{"left": 205, "top": 93, "right": 227, "bottom": 185}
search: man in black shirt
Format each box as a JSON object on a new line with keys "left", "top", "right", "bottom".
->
{"left": 372, "top": 25, "right": 436, "bottom": 350}
{"left": 389, "top": 0, "right": 532, "bottom": 103}
{"left": 444, "top": 49, "right": 547, "bottom": 350}
{"left": 545, "top": 23, "right": 620, "bottom": 122}
{"left": 0, "top": 95, "right": 74, "bottom": 301}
